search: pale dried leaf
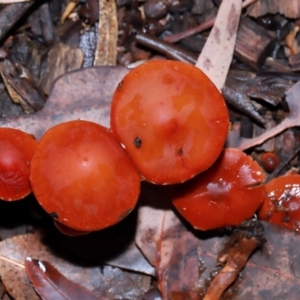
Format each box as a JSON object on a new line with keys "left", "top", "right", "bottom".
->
{"left": 136, "top": 183, "right": 199, "bottom": 299}
{"left": 196, "top": 0, "right": 242, "bottom": 90}
{"left": 135, "top": 186, "right": 173, "bottom": 267}
{"left": 0, "top": 66, "right": 129, "bottom": 138}
{"left": 105, "top": 240, "right": 155, "bottom": 276}
{"left": 50, "top": 216, "right": 155, "bottom": 276}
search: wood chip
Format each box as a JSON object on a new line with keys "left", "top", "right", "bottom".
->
{"left": 0, "top": 60, "right": 33, "bottom": 114}
{"left": 40, "top": 42, "right": 84, "bottom": 95}
{"left": 60, "top": 0, "right": 77, "bottom": 24}
{"left": 234, "top": 17, "right": 276, "bottom": 70}
{"left": 0, "top": 1, "right": 34, "bottom": 42}
{"left": 94, "top": 0, "right": 118, "bottom": 66}
{"left": 248, "top": 0, "right": 300, "bottom": 19}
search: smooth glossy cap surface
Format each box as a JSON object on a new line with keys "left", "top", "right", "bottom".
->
{"left": 172, "top": 148, "right": 265, "bottom": 231}
{"left": 258, "top": 174, "right": 300, "bottom": 231}
{"left": 110, "top": 60, "right": 229, "bottom": 184}
{"left": 261, "top": 152, "right": 279, "bottom": 173}
{"left": 0, "top": 128, "right": 37, "bottom": 201}
{"left": 30, "top": 120, "right": 141, "bottom": 231}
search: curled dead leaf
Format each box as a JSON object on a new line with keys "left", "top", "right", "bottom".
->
{"left": 25, "top": 258, "right": 103, "bottom": 300}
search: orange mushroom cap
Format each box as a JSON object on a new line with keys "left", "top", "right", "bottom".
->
{"left": 172, "top": 148, "right": 265, "bottom": 231}
{"left": 0, "top": 128, "right": 37, "bottom": 201}
{"left": 261, "top": 152, "right": 279, "bottom": 173}
{"left": 258, "top": 174, "right": 300, "bottom": 231}
{"left": 110, "top": 60, "right": 229, "bottom": 184}
{"left": 30, "top": 120, "right": 141, "bottom": 231}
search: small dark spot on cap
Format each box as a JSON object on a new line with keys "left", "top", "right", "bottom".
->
{"left": 49, "top": 212, "right": 58, "bottom": 219}
{"left": 134, "top": 137, "right": 142, "bottom": 148}
{"left": 178, "top": 147, "right": 183, "bottom": 155}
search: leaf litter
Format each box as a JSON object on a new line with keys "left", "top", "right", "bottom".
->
{"left": 0, "top": 232, "right": 150, "bottom": 300}
{"left": 0, "top": 66, "right": 129, "bottom": 138}
{"left": 25, "top": 258, "right": 102, "bottom": 300}
{"left": 1, "top": 0, "right": 300, "bottom": 299}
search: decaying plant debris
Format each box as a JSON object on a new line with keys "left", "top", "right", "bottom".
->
{"left": 1, "top": 0, "right": 300, "bottom": 300}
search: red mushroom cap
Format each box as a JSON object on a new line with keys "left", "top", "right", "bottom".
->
{"left": 110, "top": 60, "right": 229, "bottom": 184}
{"left": 261, "top": 152, "right": 279, "bottom": 173}
{"left": 258, "top": 174, "right": 300, "bottom": 231}
{"left": 30, "top": 120, "right": 140, "bottom": 231}
{"left": 0, "top": 128, "right": 37, "bottom": 201}
{"left": 172, "top": 148, "right": 265, "bottom": 231}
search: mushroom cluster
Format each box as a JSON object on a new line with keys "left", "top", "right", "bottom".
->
{"left": 1, "top": 59, "right": 290, "bottom": 234}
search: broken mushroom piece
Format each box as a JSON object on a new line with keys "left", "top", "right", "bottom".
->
{"left": 258, "top": 174, "right": 300, "bottom": 231}
{"left": 172, "top": 148, "right": 265, "bottom": 231}
{"left": 30, "top": 120, "right": 141, "bottom": 232}
{"left": 110, "top": 59, "right": 229, "bottom": 184}
{"left": 0, "top": 128, "right": 37, "bottom": 201}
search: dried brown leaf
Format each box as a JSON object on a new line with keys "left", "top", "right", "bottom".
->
{"left": 136, "top": 183, "right": 199, "bottom": 299}
{"left": 197, "top": 222, "right": 300, "bottom": 299}
{"left": 196, "top": 0, "right": 242, "bottom": 90}
{"left": 0, "top": 66, "right": 129, "bottom": 138}
{"left": 0, "top": 232, "right": 151, "bottom": 300}
{"left": 25, "top": 258, "right": 103, "bottom": 300}
{"left": 0, "top": 233, "right": 103, "bottom": 300}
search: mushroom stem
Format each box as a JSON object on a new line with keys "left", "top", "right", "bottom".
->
{"left": 203, "top": 219, "right": 265, "bottom": 300}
